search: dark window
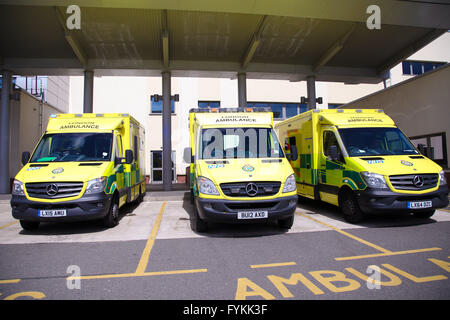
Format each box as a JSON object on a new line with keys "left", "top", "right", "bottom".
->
{"left": 402, "top": 60, "right": 447, "bottom": 76}
{"left": 299, "top": 104, "right": 308, "bottom": 114}
{"left": 410, "top": 132, "right": 447, "bottom": 168}
{"left": 30, "top": 133, "right": 113, "bottom": 162}
{"left": 270, "top": 104, "right": 283, "bottom": 119}
{"left": 328, "top": 103, "right": 342, "bottom": 109}
{"left": 402, "top": 61, "right": 412, "bottom": 75}
{"left": 412, "top": 62, "right": 423, "bottom": 75}
{"left": 323, "top": 131, "right": 341, "bottom": 158}
{"left": 423, "top": 62, "right": 434, "bottom": 73}
{"left": 198, "top": 101, "right": 220, "bottom": 108}
{"left": 151, "top": 96, "right": 175, "bottom": 113}
{"left": 285, "top": 104, "right": 298, "bottom": 118}
{"left": 134, "top": 136, "right": 138, "bottom": 162}
{"left": 339, "top": 127, "right": 418, "bottom": 157}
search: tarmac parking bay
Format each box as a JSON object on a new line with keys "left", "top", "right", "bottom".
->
{"left": 0, "top": 197, "right": 449, "bottom": 300}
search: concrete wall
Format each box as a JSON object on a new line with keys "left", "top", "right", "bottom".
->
{"left": 341, "top": 64, "right": 450, "bottom": 169}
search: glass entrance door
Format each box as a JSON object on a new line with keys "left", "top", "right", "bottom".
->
{"left": 150, "top": 150, "right": 176, "bottom": 183}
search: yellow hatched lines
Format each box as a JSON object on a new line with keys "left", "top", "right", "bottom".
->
{"left": 68, "top": 201, "right": 207, "bottom": 281}
{"left": 295, "top": 210, "right": 442, "bottom": 261}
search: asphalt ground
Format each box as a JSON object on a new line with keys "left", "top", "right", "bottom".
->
{"left": 0, "top": 195, "right": 449, "bottom": 302}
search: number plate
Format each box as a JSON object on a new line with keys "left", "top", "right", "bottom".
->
{"left": 237, "top": 211, "right": 268, "bottom": 219}
{"left": 38, "top": 209, "right": 67, "bottom": 217}
{"left": 407, "top": 201, "right": 432, "bottom": 209}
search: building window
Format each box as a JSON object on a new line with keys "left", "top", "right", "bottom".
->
{"left": 198, "top": 101, "right": 220, "bottom": 108}
{"left": 401, "top": 60, "right": 446, "bottom": 76}
{"left": 328, "top": 103, "right": 342, "bottom": 109}
{"left": 247, "top": 102, "right": 308, "bottom": 120}
{"left": 410, "top": 132, "right": 447, "bottom": 169}
{"left": 151, "top": 96, "right": 175, "bottom": 113}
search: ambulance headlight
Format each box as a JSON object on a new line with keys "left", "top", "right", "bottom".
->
{"left": 12, "top": 179, "right": 25, "bottom": 196}
{"left": 85, "top": 177, "right": 107, "bottom": 194}
{"left": 439, "top": 170, "right": 447, "bottom": 186}
{"left": 198, "top": 176, "right": 219, "bottom": 195}
{"left": 282, "top": 174, "right": 297, "bottom": 193}
{"left": 360, "top": 172, "right": 387, "bottom": 189}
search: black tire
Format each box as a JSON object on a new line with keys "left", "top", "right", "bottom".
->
{"left": 103, "top": 196, "right": 119, "bottom": 228}
{"left": 20, "top": 220, "right": 40, "bottom": 231}
{"left": 190, "top": 205, "right": 208, "bottom": 233}
{"left": 190, "top": 189, "right": 194, "bottom": 204}
{"left": 412, "top": 210, "right": 436, "bottom": 219}
{"left": 340, "top": 191, "right": 365, "bottom": 223}
{"left": 278, "top": 215, "right": 294, "bottom": 229}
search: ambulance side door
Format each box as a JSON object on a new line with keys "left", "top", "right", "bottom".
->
{"left": 319, "top": 127, "right": 345, "bottom": 205}
{"left": 114, "top": 133, "right": 126, "bottom": 198}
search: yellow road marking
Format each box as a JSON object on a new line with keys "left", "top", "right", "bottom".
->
{"left": 295, "top": 211, "right": 391, "bottom": 254}
{"left": 438, "top": 208, "right": 450, "bottom": 213}
{"left": 335, "top": 247, "right": 442, "bottom": 261}
{"left": 251, "top": 262, "right": 297, "bottom": 269}
{"left": 69, "top": 268, "right": 208, "bottom": 280}
{"left": 0, "top": 279, "right": 21, "bottom": 284}
{"left": 135, "top": 201, "right": 166, "bottom": 274}
{"left": 0, "top": 221, "right": 18, "bottom": 230}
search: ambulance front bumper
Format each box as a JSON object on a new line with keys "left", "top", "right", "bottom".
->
{"left": 11, "top": 193, "right": 112, "bottom": 222}
{"left": 356, "top": 185, "right": 449, "bottom": 214}
{"left": 195, "top": 195, "right": 298, "bottom": 223}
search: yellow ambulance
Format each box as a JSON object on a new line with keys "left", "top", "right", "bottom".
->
{"left": 276, "top": 109, "right": 448, "bottom": 223}
{"left": 184, "top": 108, "right": 298, "bottom": 232}
{"left": 11, "top": 113, "right": 146, "bottom": 230}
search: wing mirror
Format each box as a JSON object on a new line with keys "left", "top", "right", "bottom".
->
{"left": 21, "top": 151, "right": 30, "bottom": 165}
{"left": 125, "top": 150, "right": 134, "bottom": 164}
{"left": 183, "top": 147, "right": 193, "bottom": 163}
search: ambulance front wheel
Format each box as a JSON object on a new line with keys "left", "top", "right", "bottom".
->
{"left": 191, "top": 205, "right": 208, "bottom": 233}
{"left": 20, "top": 220, "right": 40, "bottom": 231}
{"left": 278, "top": 215, "right": 294, "bottom": 229}
{"left": 103, "top": 195, "right": 119, "bottom": 228}
{"left": 340, "top": 190, "right": 365, "bottom": 224}
{"left": 412, "top": 210, "right": 435, "bottom": 219}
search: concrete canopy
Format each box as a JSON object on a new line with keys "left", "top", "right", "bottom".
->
{"left": 0, "top": 0, "right": 449, "bottom": 83}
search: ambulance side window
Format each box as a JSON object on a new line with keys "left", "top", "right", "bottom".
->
{"left": 115, "top": 135, "right": 123, "bottom": 161}
{"left": 134, "top": 135, "right": 138, "bottom": 163}
{"left": 323, "top": 131, "right": 343, "bottom": 160}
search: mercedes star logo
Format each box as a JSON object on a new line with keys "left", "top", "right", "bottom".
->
{"left": 46, "top": 184, "right": 59, "bottom": 196}
{"left": 413, "top": 175, "right": 424, "bottom": 188}
{"left": 245, "top": 183, "right": 258, "bottom": 197}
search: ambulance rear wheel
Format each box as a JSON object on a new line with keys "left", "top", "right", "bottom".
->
{"left": 341, "top": 191, "right": 365, "bottom": 224}
{"left": 191, "top": 205, "right": 208, "bottom": 233}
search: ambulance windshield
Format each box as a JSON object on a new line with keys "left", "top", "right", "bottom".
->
{"left": 338, "top": 127, "right": 419, "bottom": 157}
{"left": 200, "top": 127, "right": 284, "bottom": 159}
{"left": 30, "top": 133, "right": 113, "bottom": 162}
